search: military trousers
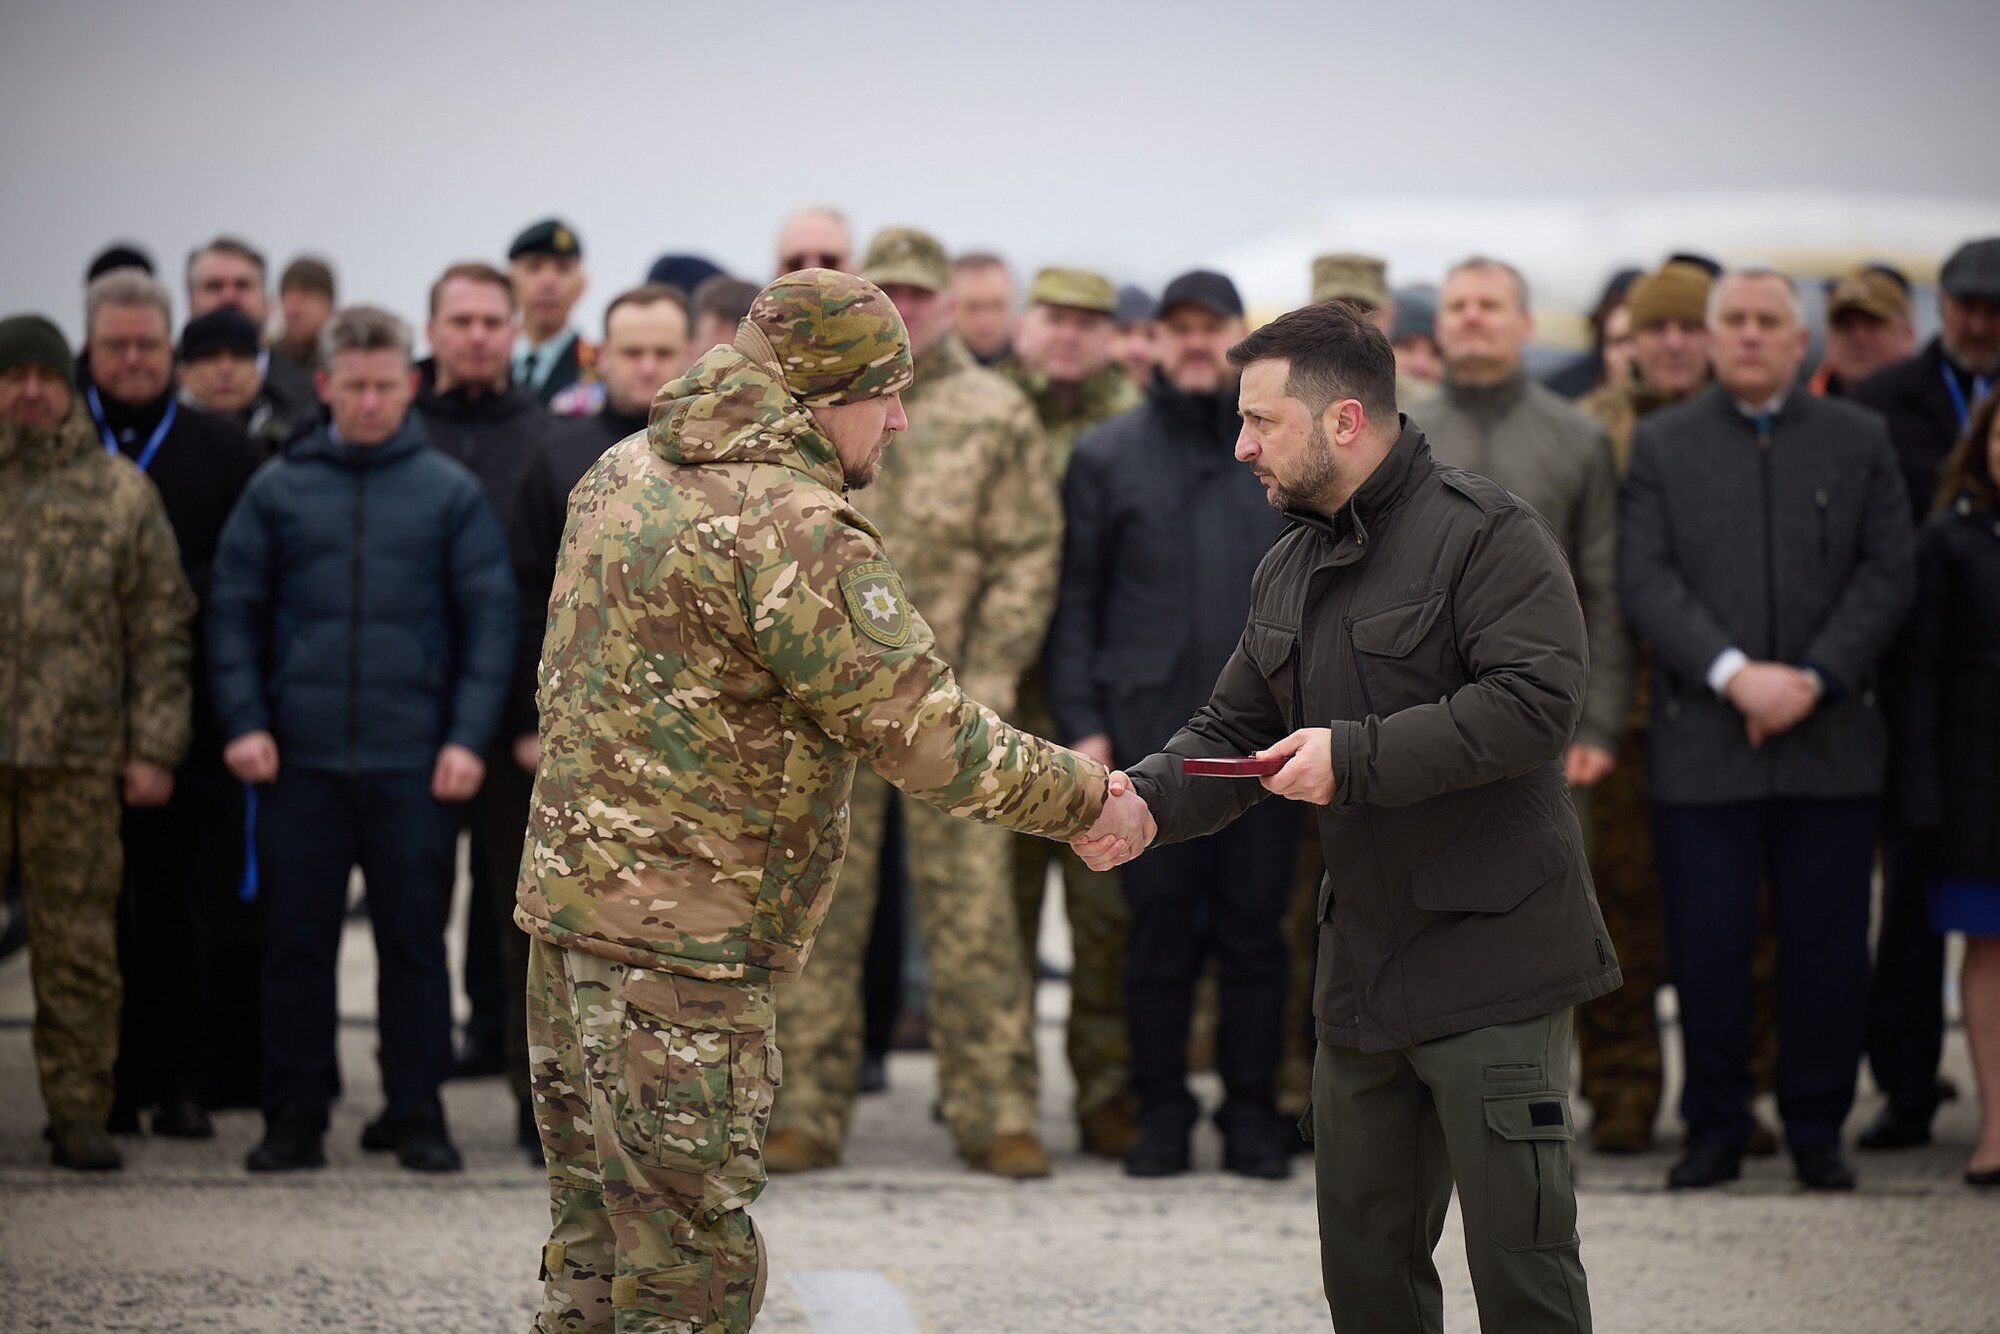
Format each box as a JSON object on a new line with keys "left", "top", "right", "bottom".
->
{"left": 528, "top": 936, "right": 773, "bottom": 1333}
{"left": 772, "top": 770, "right": 1038, "bottom": 1154}
{"left": 1575, "top": 740, "right": 1666, "bottom": 1127}
{"left": 2, "top": 767, "right": 123, "bottom": 1125}
{"left": 1012, "top": 836, "right": 1128, "bottom": 1118}
{"left": 1313, "top": 1009, "right": 1593, "bottom": 1333}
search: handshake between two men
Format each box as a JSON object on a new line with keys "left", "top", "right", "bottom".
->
{"left": 1068, "top": 727, "right": 1337, "bottom": 872}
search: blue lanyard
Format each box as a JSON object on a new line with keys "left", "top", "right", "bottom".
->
{"left": 1941, "top": 361, "right": 1992, "bottom": 433}
{"left": 87, "top": 386, "right": 177, "bottom": 473}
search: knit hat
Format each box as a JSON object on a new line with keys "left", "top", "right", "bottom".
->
{"left": 178, "top": 306, "right": 262, "bottom": 363}
{"left": 737, "top": 269, "right": 913, "bottom": 406}
{"left": 1626, "top": 261, "right": 1712, "bottom": 331}
{"left": 0, "top": 313, "right": 76, "bottom": 383}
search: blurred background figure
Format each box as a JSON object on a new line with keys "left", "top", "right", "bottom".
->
{"left": 507, "top": 219, "right": 593, "bottom": 410}
{"left": 690, "top": 274, "right": 760, "bottom": 356}
{"left": 272, "top": 255, "right": 336, "bottom": 377}
{"left": 1112, "top": 284, "right": 1159, "bottom": 386}
{"left": 1545, "top": 267, "right": 1642, "bottom": 399}
{"left": 1813, "top": 267, "right": 1916, "bottom": 398}
{"left": 183, "top": 236, "right": 320, "bottom": 435}
{"left": 1388, "top": 284, "right": 1441, "bottom": 388}
{"left": 950, "top": 251, "right": 1016, "bottom": 367}
{"left": 773, "top": 205, "right": 853, "bottom": 276}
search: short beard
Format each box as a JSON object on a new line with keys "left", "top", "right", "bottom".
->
{"left": 841, "top": 434, "right": 889, "bottom": 489}
{"left": 1266, "top": 415, "right": 1344, "bottom": 514}
{"left": 1944, "top": 332, "right": 2000, "bottom": 379}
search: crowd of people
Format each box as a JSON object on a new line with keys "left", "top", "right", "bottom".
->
{"left": 1, "top": 208, "right": 1996, "bottom": 1202}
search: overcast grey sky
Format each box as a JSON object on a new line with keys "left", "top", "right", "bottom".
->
{"left": 4, "top": 0, "right": 1997, "bottom": 339}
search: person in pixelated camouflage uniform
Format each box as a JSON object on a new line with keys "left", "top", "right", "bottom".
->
{"left": 763, "top": 229, "right": 1064, "bottom": 1179}
{"left": 0, "top": 313, "right": 194, "bottom": 1172}
{"left": 515, "top": 270, "right": 1115, "bottom": 1332}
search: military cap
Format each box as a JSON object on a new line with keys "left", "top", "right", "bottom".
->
{"left": 509, "top": 218, "right": 584, "bottom": 261}
{"left": 861, "top": 227, "right": 951, "bottom": 293}
{"left": 1941, "top": 237, "right": 2000, "bottom": 302}
{"left": 178, "top": 306, "right": 261, "bottom": 362}
{"left": 648, "top": 253, "right": 725, "bottom": 293}
{"left": 1311, "top": 252, "right": 1390, "bottom": 309}
{"left": 0, "top": 313, "right": 76, "bottom": 383}
{"left": 1026, "top": 267, "right": 1117, "bottom": 315}
{"left": 1625, "top": 260, "right": 1712, "bottom": 331}
{"left": 1826, "top": 270, "right": 1910, "bottom": 324}
{"left": 743, "top": 269, "right": 914, "bottom": 406}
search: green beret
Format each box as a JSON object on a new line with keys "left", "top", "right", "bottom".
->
{"left": 861, "top": 227, "right": 950, "bottom": 293}
{"left": 1311, "top": 252, "right": 1389, "bottom": 309}
{"left": 509, "top": 218, "right": 583, "bottom": 261}
{"left": 0, "top": 313, "right": 75, "bottom": 384}
{"left": 1027, "top": 267, "right": 1116, "bottom": 315}
{"left": 744, "top": 270, "right": 914, "bottom": 406}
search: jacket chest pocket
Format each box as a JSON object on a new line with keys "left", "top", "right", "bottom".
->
{"left": 1345, "top": 586, "right": 1450, "bottom": 718}
{"left": 1244, "top": 621, "right": 1301, "bottom": 732}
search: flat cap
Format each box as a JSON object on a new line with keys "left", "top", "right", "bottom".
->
{"left": 861, "top": 227, "right": 950, "bottom": 294}
{"left": 1026, "top": 266, "right": 1117, "bottom": 315}
{"left": 509, "top": 218, "right": 584, "bottom": 261}
{"left": 1311, "top": 252, "right": 1390, "bottom": 309}
{"left": 743, "top": 269, "right": 914, "bottom": 406}
{"left": 1941, "top": 238, "right": 2000, "bottom": 302}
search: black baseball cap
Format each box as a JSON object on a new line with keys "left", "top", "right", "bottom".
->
{"left": 1157, "top": 269, "right": 1243, "bottom": 320}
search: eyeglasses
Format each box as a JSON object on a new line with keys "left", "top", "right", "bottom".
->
{"left": 781, "top": 252, "right": 848, "bottom": 272}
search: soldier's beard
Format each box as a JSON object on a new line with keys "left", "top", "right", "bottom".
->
{"left": 842, "top": 431, "right": 893, "bottom": 489}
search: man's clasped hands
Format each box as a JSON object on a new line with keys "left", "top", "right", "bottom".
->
{"left": 1070, "top": 727, "right": 1336, "bottom": 871}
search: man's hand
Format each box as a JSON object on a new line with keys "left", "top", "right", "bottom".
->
{"left": 1564, "top": 743, "right": 1617, "bottom": 788}
{"left": 1258, "top": 728, "right": 1336, "bottom": 805}
{"left": 513, "top": 733, "right": 541, "bottom": 774}
{"left": 224, "top": 731, "right": 280, "bottom": 785}
{"left": 1071, "top": 733, "right": 1114, "bottom": 767}
{"left": 1723, "top": 661, "right": 1820, "bottom": 747}
{"left": 121, "top": 759, "right": 175, "bottom": 807}
{"left": 1071, "top": 770, "right": 1155, "bottom": 871}
{"left": 432, "top": 742, "right": 486, "bottom": 802}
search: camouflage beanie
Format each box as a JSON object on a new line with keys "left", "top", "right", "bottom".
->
{"left": 735, "top": 269, "right": 914, "bottom": 406}
{"left": 1626, "top": 261, "right": 1712, "bottom": 332}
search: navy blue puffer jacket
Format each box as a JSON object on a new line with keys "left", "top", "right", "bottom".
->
{"left": 207, "top": 416, "right": 516, "bottom": 771}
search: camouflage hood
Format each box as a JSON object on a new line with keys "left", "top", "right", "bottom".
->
{"left": 648, "top": 342, "right": 846, "bottom": 493}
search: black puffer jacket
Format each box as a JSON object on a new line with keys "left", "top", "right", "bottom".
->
{"left": 1894, "top": 496, "right": 2000, "bottom": 878}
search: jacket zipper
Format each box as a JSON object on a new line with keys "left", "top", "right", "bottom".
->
{"left": 1343, "top": 615, "right": 1377, "bottom": 718}
{"left": 1758, "top": 422, "right": 1777, "bottom": 660}
{"left": 1815, "top": 487, "right": 1830, "bottom": 562}
{"left": 1289, "top": 638, "right": 1306, "bottom": 727}
{"left": 347, "top": 468, "right": 366, "bottom": 772}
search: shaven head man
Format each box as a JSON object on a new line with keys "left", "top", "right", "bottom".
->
{"left": 774, "top": 206, "right": 853, "bottom": 277}
{"left": 1230, "top": 300, "right": 1401, "bottom": 515}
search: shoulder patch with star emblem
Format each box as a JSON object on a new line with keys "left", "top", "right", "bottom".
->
{"left": 838, "top": 560, "right": 912, "bottom": 648}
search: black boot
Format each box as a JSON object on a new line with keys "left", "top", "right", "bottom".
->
{"left": 246, "top": 1110, "right": 326, "bottom": 1172}
{"left": 1218, "top": 1106, "right": 1294, "bottom": 1181}
{"left": 1666, "top": 1141, "right": 1743, "bottom": 1190}
{"left": 1856, "top": 1103, "right": 1933, "bottom": 1151}
{"left": 1124, "top": 1114, "right": 1194, "bottom": 1178}
{"left": 396, "top": 1109, "right": 463, "bottom": 1173}
{"left": 1793, "top": 1145, "right": 1857, "bottom": 1191}
{"left": 451, "top": 1026, "right": 504, "bottom": 1079}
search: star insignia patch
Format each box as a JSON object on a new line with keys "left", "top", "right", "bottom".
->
{"left": 838, "top": 561, "right": 912, "bottom": 648}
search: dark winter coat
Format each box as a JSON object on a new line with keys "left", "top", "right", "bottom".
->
{"left": 1850, "top": 339, "right": 1991, "bottom": 524}
{"left": 206, "top": 417, "right": 516, "bottom": 772}
{"left": 1126, "top": 422, "right": 1621, "bottom": 1052}
{"left": 411, "top": 362, "right": 551, "bottom": 523}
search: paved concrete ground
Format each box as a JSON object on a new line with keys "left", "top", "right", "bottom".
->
{"left": 3, "top": 901, "right": 1997, "bottom": 1331}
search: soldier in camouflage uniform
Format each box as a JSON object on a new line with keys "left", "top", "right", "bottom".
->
{"left": 763, "top": 230, "right": 1062, "bottom": 1179}
{"left": 515, "top": 271, "right": 1123, "bottom": 1332}
{"left": 0, "top": 313, "right": 194, "bottom": 1171}
{"left": 996, "top": 267, "right": 1144, "bottom": 1155}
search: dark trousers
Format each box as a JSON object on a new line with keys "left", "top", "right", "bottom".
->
{"left": 1865, "top": 828, "right": 1945, "bottom": 1122}
{"left": 1122, "top": 795, "right": 1299, "bottom": 1127}
{"left": 472, "top": 750, "right": 536, "bottom": 1097}
{"left": 861, "top": 793, "right": 909, "bottom": 1063}
{"left": 114, "top": 756, "right": 239, "bottom": 1110}
{"left": 1652, "top": 797, "right": 1877, "bottom": 1152}
{"left": 258, "top": 767, "right": 458, "bottom": 1128}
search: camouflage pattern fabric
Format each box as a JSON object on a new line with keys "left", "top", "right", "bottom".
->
{"left": 0, "top": 409, "right": 195, "bottom": 773}
{"left": 741, "top": 269, "right": 914, "bottom": 406}
{"left": 995, "top": 359, "right": 1142, "bottom": 475}
{"left": 1, "top": 768, "right": 123, "bottom": 1123}
{"left": 773, "top": 772, "right": 1038, "bottom": 1154}
{"left": 515, "top": 338, "right": 1109, "bottom": 988}
{"left": 770, "top": 332, "right": 1058, "bottom": 1154}
{"left": 527, "top": 935, "right": 773, "bottom": 1333}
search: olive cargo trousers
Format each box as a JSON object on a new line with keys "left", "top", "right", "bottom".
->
{"left": 1312, "top": 1008, "right": 1592, "bottom": 1332}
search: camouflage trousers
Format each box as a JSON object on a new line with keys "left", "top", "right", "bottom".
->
{"left": 527, "top": 936, "right": 775, "bottom": 1333}
{"left": 771, "top": 770, "right": 1038, "bottom": 1154}
{"left": 1012, "top": 832, "right": 1130, "bottom": 1120}
{"left": 1, "top": 767, "right": 122, "bottom": 1124}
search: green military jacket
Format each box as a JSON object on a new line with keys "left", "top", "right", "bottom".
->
{"left": 856, "top": 335, "right": 1059, "bottom": 717}
{"left": 997, "top": 358, "right": 1141, "bottom": 476}
{"left": 0, "top": 409, "right": 194, "bottom": 773}
{"left": 515, "top": 342, "right": 1109, "bottom": 985}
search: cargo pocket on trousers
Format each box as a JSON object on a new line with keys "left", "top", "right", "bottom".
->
{"left": 613, "top": 1010, "right": 735, "bottom": 1178}
{"left": 1483, "top": 1091, "right": 1579, "bottom": 1251}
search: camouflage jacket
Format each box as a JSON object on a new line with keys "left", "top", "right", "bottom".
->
{"left": 998, "top": 359, "right": 1142, "bottom": 476}
{"left": 0, "top": 409, "right": 195, "bottom": 773}
{"left": 855, "top": 335, "right": 1059, "bottom": 716}
{"left": 514, "top": 343, "right": 1110, "bottom": 984}
{"left": 1577, "top": 376, "right": 1698, "bottom": 475}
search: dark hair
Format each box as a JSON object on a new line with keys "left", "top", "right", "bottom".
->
{"left": 1936, "top": 387, "right": 1999, "bottom": 512}
{"left": 603, "top": 282, "right": 691, "bottom": 334}
{"left": 1226, "top": 301, "right": 1398, "bottom": 424}
{"left": 692, "top": 275, "right": 760, "bottom": 325}
{"left": 186, "top": 235, "right": 267, "bottom": 289}
{"left": 280, "top": 255, "right": 336, "bottom": 299}
{"left": 428, "top": 260, "right": 516, "bottom": 317}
